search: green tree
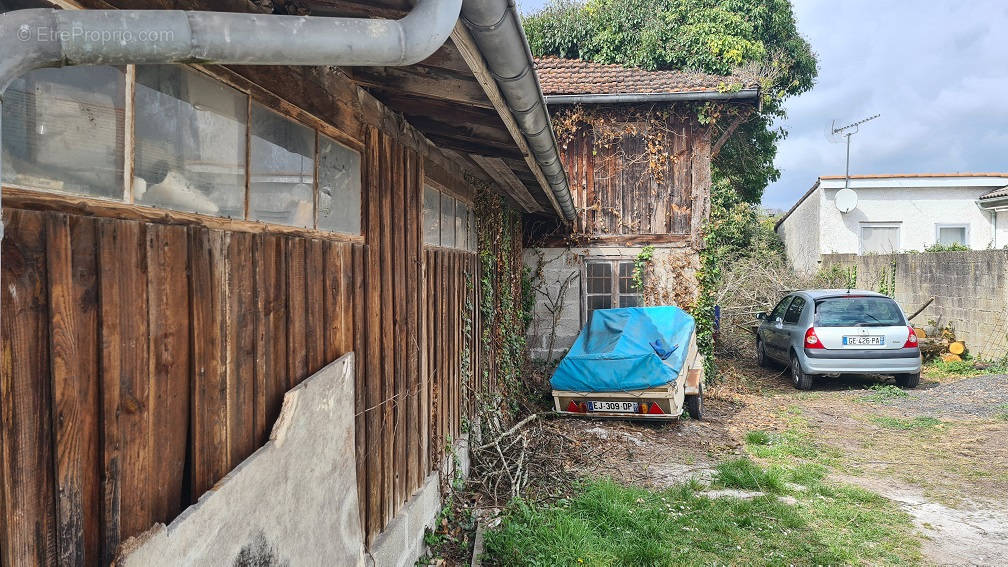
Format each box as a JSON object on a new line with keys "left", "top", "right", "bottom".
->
{"left": 523, "top": 0, "right": 817, "bottom": 203}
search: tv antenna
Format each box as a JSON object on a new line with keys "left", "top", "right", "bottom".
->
{"left": 830, "top": 114, "right": 880, "bottom": 192}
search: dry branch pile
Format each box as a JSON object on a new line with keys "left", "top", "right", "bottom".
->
{"left": 468, "top": 413, "right": 579, "bottom": 507}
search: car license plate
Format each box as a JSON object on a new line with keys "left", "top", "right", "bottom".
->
{"left": 843, "top": 335, "right": 884, "bottom": 346}
{"left": 587, "top": 401, "right": 639, "bottom": 413}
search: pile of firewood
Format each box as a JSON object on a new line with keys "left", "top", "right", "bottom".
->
{"left": 915, "top": 322, "right": 966, "bottom": 362}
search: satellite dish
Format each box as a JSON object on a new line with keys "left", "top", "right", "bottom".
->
{"left": 835, "top": 188, "right": 858, "bottom": 213}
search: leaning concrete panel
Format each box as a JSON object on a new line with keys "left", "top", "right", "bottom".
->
{"left": 117, "top": 353, "right": 364, "bottom": 567}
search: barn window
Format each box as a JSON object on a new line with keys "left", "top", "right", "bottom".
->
{"left": 1, "top": 66, "right": 125, "bottom": 199}
{"left": 134, "top": 65, "right": 247, "bottom": 217}
{"left": 584, "top": 259, "right": 643, "bottom": 322}
{"left": 248, "top": 103, "right": 316, "bottom": 228}
{"left": 317, "top": 134, "right": 362, "bottom": 235}
{"left": 440, "top": 193, "right": 456, "bottom": 248}
{"left": 423, "top": 184, "right": 441, "bottom": 245}
{"left": 455, "top": 201, "right": 469, "bottom": 250}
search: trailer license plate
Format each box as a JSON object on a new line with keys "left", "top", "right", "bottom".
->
{"left": 587, "top": 401, "right": 639, "bottom": 413}
{"left": 843, "top": 335, "right": 884, "bottom": 346}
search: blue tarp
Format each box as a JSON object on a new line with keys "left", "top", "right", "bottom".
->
{"left": 550, "top": 306, "right": 696, "bottom": 393}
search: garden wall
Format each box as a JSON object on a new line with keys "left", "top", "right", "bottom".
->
{"left": 822, "top": 250, "right": 1008, "bottom": 359}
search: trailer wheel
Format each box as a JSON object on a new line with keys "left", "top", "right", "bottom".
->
{"left": 684, "top": 387, "right": 703, "bottom": 420}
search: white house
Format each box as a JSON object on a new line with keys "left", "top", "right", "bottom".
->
{"left": 775, "top": 173, "right": 1008, "bottom": 272}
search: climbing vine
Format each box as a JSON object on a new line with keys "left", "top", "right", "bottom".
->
{"left": 632, "top": 245, "right": 654, "bottom": 291}
{"left": 472, "top": 178, "right": 531, "bottom": 422}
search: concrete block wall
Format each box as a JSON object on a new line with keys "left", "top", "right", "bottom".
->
{"left": 823, "top": 250, "right": 1008, "bottom": 359}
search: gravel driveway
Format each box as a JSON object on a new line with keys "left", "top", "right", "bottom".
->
{"left": 886, "top": 374, "right": 1008, "bottom": 418}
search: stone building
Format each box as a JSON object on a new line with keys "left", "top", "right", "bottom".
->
{"left": 524, "top": 57, "right": 760, "bottom": 361}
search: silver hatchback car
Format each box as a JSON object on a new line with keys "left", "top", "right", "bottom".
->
{"left": 755, "top": 290, "right": 922, "bottom": 390}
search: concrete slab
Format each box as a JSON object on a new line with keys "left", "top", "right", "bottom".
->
{"left": 117, "top": 353, "right": 364, "bottom": 567}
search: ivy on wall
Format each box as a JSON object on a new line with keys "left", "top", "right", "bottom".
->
{"left": 472, "top": 179, "right": 531, "bottom": 421}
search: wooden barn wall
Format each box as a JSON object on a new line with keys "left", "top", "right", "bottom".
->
{"left": 561, "top": 114, "right": 711, "bottom": 239}
{"left": 0, "top": 131, "right": 477, "bottom": 566}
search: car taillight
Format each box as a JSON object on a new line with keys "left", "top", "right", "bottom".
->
{"left": 566, "top": 401, "right": 587, "bottom": 413}
{"left": 903, "top": 326, "right": 919, "bottom": 349}
{"left": 804, "top": 327, "right": 825, "bottom": 349}
{"left": 639, "top": 402, "right": 664, "bottom": 415}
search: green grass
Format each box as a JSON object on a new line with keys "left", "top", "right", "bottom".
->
{"left": 483, "top": 475, "right": 921, "bottom": 566}
{"left": 925, "top": 357, "right": 1008, "bottom": 379}
{"left": 870, "top": 416, "right": 944, "bottom": 430}
{"left": 862, "top": 384, "right": 909, "bottom": 403}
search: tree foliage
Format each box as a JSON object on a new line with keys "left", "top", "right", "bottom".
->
{"left": 523, "top": 0, "right": 817, "bottom": 203}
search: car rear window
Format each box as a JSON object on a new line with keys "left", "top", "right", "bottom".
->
{"left": 814, "top": 296, "right": 905, "bottom": 327}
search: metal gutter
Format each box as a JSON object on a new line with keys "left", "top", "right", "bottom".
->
{"left": 460, "top": 0, "right": 576, "bottom": 222}
{"left": 0, "top": 0, "right": 462, "bottom": 331}
{"left": 545, "top": 88, "right": 760, "bottom": 105}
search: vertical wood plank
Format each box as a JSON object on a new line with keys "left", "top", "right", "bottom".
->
{"left": 1, "top": 209, "right": 57, "bottom": 567}
{"left": 392, "top": 143, "right": 407, "bottom": 511}
{"left": 351, "top": 244, "right": 368, "bottom": 538}
{"left": 405, "top": 151, "right": 420, "bottom": 493}
{"left": 146, "top": 224, "right": 190, "bottom": 525}
{"left": 228, "top": 232, "right": 256, "bottom": 467}
{"left": 340, "top": 243, "right": 355, "bottom": 357}
{"left": 97, "top": 218, "right": 151, "bottom": 556}
{"left": 323, "top": 241, "right": 343, "bottom": 363}
{"left": 286, "top": 237, "right": 308, "bottom": 388}
{"left": 255, "top": 234, "right": 288, "bottom": 445}
{"left": 188, "top": 228, "right": 229, "bottom": 498}
{"left": 305, "top": 238, "right": 325, "bottom": 374}
{"left": 364, "top": 127, "right": 383, "bottom": 544}
{"left": 45, "top": 213, "right": 103, "bottom": 566}
{"left": 380, "top": 135, "right": 395, "bottom": 524}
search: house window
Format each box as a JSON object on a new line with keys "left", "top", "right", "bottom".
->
{"left": 134, "top": 65, "right": 247, "bottom": 217}
{"left": 936, "top": 224, "right": 968, "bottom": 247}
{"left": 1, "top": 66, "right": 125, "bottom": 199}
{"left": 860, "top": 223, "right": 901, "bottom": 254}
{"left": 440, "top": 193, "right": 456, "bottom": 248}
{"left": 317, "top": 134, "right": 362, "bottom": 235}
{"left": 584, "top": 259, "right": 643, "bottom": 322}
{"left": 248, "top": 103, "right": 316, "bottom": 228}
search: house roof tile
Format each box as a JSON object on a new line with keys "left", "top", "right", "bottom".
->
{"left": 981, "top": 185, "right": 1008, "bottom": 200}
{"left": 534, "top": 56, "right": 748, "bottom": 96}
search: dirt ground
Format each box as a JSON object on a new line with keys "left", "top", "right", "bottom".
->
{"left": 547, "top": 358, "right": 1008, "bottom": 566}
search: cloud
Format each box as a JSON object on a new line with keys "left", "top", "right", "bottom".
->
{"left": 765, "top": 0, "right": 1008, "bottom": 208}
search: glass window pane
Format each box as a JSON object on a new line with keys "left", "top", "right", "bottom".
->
{"left": 423, "top": 185, "right": 440, "bottom": 245}
{"left": 468, "top": 207, "right": 476, "bottom": 251}
{"left": 134, "top": 66, "right": 246, "bottom": 217}
{"left": 249, "top": 103, "right": 315, "bottom": 228}
{"left": 455, "top": 202, "right": 468, "bottom": 250}
{"left": 861, "top": 226, "right": 899, "bottom": 253}
{"left": 586, "top": 262, "right": 612, "bottom": 294}
{"left": 317, "top": 134, "right": 361, "bottom": 234}
{"left": 783, "top": 296, "right": 805, "bottom": 324}
{"left": 619, "top": 295, "right": 640, "bottom": 308}
{"left": 441, "top": 194, "right": 456, "bottom": 248}
{"left": 618, "top": 261, "right": 637, "bottom": 293}
{"left": 938, "top": 226, "right": 967, "bottom": 246}
{"left": 587, "top": 295, "right": 613, "bottom": 322}
{"left": 2, "top": 66, "right": 125, "bottom": 199}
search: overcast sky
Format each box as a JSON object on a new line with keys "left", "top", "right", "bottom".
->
{"left": 518, "top": 1, "right": 1008, "bottom": 210}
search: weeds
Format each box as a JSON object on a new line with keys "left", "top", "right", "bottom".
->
{"left": 863, "top": 384, "right": 909, "bottom": 403}
{"left": 996, "top": 403, "right": 1008, "bottom": 422}
{"left": 871, "top": 416, "right": 944, "bottom": 430}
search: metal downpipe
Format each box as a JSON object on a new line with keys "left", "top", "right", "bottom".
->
{"left": 461, "top": 0, "right": 576, "bottom": 222}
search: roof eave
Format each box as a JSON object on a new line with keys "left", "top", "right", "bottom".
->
{"left": 544, "top": 87, "right": 760, "bottom": 105}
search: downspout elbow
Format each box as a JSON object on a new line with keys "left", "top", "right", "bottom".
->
{"left": 0, "top": 9, "right": 63, "bottom": 94}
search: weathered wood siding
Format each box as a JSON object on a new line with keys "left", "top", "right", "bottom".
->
{"left": 0, "top": 126, "right": 478, "bottom": 565}
{"left": 561, "top": 112, "right": 711, "bottom": 241}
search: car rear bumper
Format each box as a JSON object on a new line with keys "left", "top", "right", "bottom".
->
{"left": 800, "top": 347, "right": 921, "bottom": 374}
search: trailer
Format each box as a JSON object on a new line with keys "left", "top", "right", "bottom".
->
{"left": 550, "top": 306, "right": 705, "bottom": 421}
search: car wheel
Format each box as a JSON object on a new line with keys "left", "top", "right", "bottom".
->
{"left": 895, "top": 372, "right": 920, "bottom": 389}
{"left": 791, "top": 353, "right": 814, "bottom": 390}
{"left": 756, "top": 339, "right": 773, "bottom": 369}
{"left": 684, "top": 387, "right": 703, "bottom": 420}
